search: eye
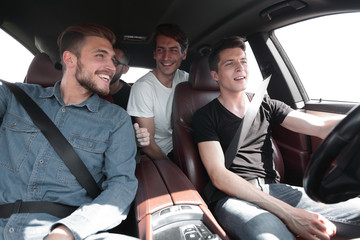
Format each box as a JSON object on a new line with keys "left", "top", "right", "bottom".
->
{"left": 112, "top": 58, "right": 121, "bottom": 66}
{"left": 96, "top": 53, "right": 104, "bottom": 58}
{"left": 156, "top": 48, "right": 164, "bottom": 53}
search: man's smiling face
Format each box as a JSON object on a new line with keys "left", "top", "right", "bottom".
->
{"left": 153, "top": 35, "right": 187, "bottom": 79}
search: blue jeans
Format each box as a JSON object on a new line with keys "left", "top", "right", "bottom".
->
{"left": 214, "top": 182, "right": 360, "bottom": 240}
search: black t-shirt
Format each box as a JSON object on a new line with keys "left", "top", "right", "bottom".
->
{"left": 112, "top": 80, "right": 131, "bottom": 110}
{"left": 193, "top": 94, "right": 292, "bottom": 182}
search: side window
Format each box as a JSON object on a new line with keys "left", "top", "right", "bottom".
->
{"left": 245, "top": 42, "right": 263, "bottom": 93}
{"left": 0, "top": 29, "right": 34, "bottom": 83}
{"left": 275, "top": 12, "right": 360, "bottom": 103}
{"left": 122, "top": 67, "right": 150, "bottom": 83}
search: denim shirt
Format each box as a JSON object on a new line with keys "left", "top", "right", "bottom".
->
{"left": 0, "top": 81, "right": 138, "bottom": 239}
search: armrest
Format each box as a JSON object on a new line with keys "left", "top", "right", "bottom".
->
{"left": 135, "top": 157, "right": 230, "bottom": 240}
{"left": 152, "top": 159, "right": 205, "bottom": 206}
{"left": 152, "top": 159, "right": 230, "bottom": 240}
{"left": 135, "top": 157, "right": 173, "bottom": 221}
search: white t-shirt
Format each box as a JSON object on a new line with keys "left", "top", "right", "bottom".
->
{"left": 127, "top": 69, "right": 188, "bottom": 155}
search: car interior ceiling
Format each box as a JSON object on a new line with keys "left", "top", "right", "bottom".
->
{"left": 2, "top": 0, "right": 360, "bottom": 239}
{"left": 1, "top": 0, "right": 360, "bottom": 71}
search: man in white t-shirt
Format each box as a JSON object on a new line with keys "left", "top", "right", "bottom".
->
{"left": 127, "top": 24, "right": 189, "bottom": 160}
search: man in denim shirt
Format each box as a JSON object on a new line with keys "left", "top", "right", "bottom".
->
{"left": 0, "top": 23, "right": 139, "bottom": 240}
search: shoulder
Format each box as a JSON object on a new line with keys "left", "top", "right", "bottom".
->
{"left": 133, "top": 72, "right": 155, "bottom": 84}
{"left": 193, "top": 99, "right": 218, "bottom": 122}
{"left": 174, "top": 69, "right": 189, "bottom": 84}
{"left": 131, "top": 72, "right": 157, "bottom": 90}
{"left": 17, "top": 82, "right": 55, "bottom": 98}
{"left": 99, "top": 98, "right": 130, "bottom": 120}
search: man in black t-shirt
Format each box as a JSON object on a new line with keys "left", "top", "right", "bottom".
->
{"left": 109, "top": 43, "right": 149, "bottom": 146}
{"left": 109, "top": 42, "right": 131, "bottom": 110}
{"left": 192, "top": 36, "right": 360, "bottom": 240}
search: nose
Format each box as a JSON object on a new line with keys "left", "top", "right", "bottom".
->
{"left": 236, "top": 60, "right": 246, "bottom": 71}
{"left": 106, "top": 58, "right": 116, "bottom": 72}
{"left": 162, "top": 49, "right": 171, "bottom": 60}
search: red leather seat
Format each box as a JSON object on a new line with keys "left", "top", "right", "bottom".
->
{"left": 24, "top": 53, "right": 62, "bottom": 86}
{"left": 172, "top": 56, "right": 285, "bottom": 193}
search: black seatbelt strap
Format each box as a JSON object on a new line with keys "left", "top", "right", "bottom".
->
{"left": 203, "top": 75, "right": 271, "bottom": 203}
{"left": 0, "top": 80, "right": 101, "bottom": 198}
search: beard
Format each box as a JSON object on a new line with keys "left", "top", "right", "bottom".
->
{"left": 75, "top": 60, "right": 110, "bottom": 96}
{"left": 110, "top": 72, "right": 122, "bottom": 85}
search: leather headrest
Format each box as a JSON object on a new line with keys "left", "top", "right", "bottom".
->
{"left": 189, "top": 56, "right": 219, "bottom": 91}
{"left": 24, "top": 53, "right": 62, "bottom": 87}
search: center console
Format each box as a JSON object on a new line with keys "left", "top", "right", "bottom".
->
{"left": 135, "top": 157, "right": 228, "bottom": 240}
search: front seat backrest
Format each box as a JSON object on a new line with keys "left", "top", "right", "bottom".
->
{"left": 172, "top": 56, "right": 220, "bottom": 192}
{"left": 172, "top": 56, "right": 285, "bottom": 193}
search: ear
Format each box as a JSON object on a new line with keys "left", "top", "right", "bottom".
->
{"left": 210, "top": 70, "right": 219, "bottom": 83}
{"left": 122, "top": 65, "right": 130, "bottom": 75}
{"left": 63, "top": 51, "right": 76, "bottom": 68}
{"left": 181, "top": 48, "right": 188, "bottom": 60}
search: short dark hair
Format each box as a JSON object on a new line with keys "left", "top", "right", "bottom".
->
{"left": 113, "top": 41, "right": 130, "bottom": 64}
{"left": 208, "top": 36, "right": 246, "bottom": 72}
{"left": 57, "top": 23, "right": 116, "bottom": 62}
{"left": 153, "top": 23, "right": 189, "bottom": 53}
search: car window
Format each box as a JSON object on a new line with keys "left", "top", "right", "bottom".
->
{"left": 275, "top": 12, "right": 360, "bottom": 103}
{"left": 245, "top": 42, "right": 263, "bottom": 93}
{"left": 0, "top": 29, "right": 34, "bottom": 83}
{"left": 0, "top": 28, "right": 262, "bottom": 87}
{"left": 122, "top": 67, "right": 150, "bottom": 83}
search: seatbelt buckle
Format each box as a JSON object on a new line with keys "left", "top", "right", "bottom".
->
{"left": 12, "top": 200, "right": 22, "bottom": 214}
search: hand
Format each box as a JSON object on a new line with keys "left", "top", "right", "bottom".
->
{"left": 45, "top": 225, "right": 75, "bottom": 240}
{"left": 133, "top": 123, "right": 150, "bottom": 147}
{"left": 286, "top": 208, "right": 336, "bottom": 240}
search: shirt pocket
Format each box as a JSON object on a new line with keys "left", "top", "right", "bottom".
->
{"left": 56, "top": 134, "right": 108, "bottom": 186}
{"left": 0, "top": 114, "right": 39, "bottom": 172}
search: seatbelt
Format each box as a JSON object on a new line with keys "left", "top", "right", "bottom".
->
{"left": 224, "top": 75, "right": 271, "bottom": 168}
{"left": 0, "top": 80, "right": 101, "bottom": 199}
{"left": 203, "top": 75, "right": 271, "bottom": 203}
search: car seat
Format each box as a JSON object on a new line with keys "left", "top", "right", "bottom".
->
{"left": 172, "top": 56, "right": 285, "bottom": 193}
{"left": 24, "top": 53, "right": 62, "bottom": 86}
{"left": 23, "top": 53, "right": 117, "bottom": 103}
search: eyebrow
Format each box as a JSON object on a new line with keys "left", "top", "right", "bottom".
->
{"left": 156, "top": 46, "right": 180, "bottom": 50}
{"left": 94, "top": 49, "right": 111, "bottom": 55}
{"left": 224, "top": 57, "right": 247, "bottom": 62}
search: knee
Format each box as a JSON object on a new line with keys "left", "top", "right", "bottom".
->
{"left": 241, "top": 213, "right": 296, "bottom": 240}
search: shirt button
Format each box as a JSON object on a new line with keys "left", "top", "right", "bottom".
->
{"left": 39, "top": 159, "right": 44, "bottom": 164}
{"left": 33, "top": 186, "right": 37, "bottom": 191}
{"left": 62, "top": 108, "right": 66, "bottom": 112}
{"left": 9, "top": 227, "right": 14, "bottom": 233}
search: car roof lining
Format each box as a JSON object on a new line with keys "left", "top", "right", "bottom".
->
{"left": 1, "top": 0, "right": 360, "bottom": 71}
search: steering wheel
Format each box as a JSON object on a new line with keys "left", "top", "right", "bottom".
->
{"left": 303, "top": 104, "right": 360, "bottom": 204}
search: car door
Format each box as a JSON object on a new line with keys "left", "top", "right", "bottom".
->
{"left": 247, "top": 12, "right": 360, "bottom": 186}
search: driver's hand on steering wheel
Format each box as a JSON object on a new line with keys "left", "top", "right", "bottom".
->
{"left": 285, "top": 208, "right": 336, "bottom": 240}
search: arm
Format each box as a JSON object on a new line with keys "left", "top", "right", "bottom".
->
{"left": 46, "top": 225, "right": 74, "bottom": 240}
{"left": 135, "top": 116, "right": 168, "bottom": 160}
{"left": 281, "top": 110, "right": 344, "bottom": 139}
{"left": 198, "top": 140, "right": 335, "bottom": 240}
{"left": 53, "top": 114, "right": 138, "bottom": 240}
